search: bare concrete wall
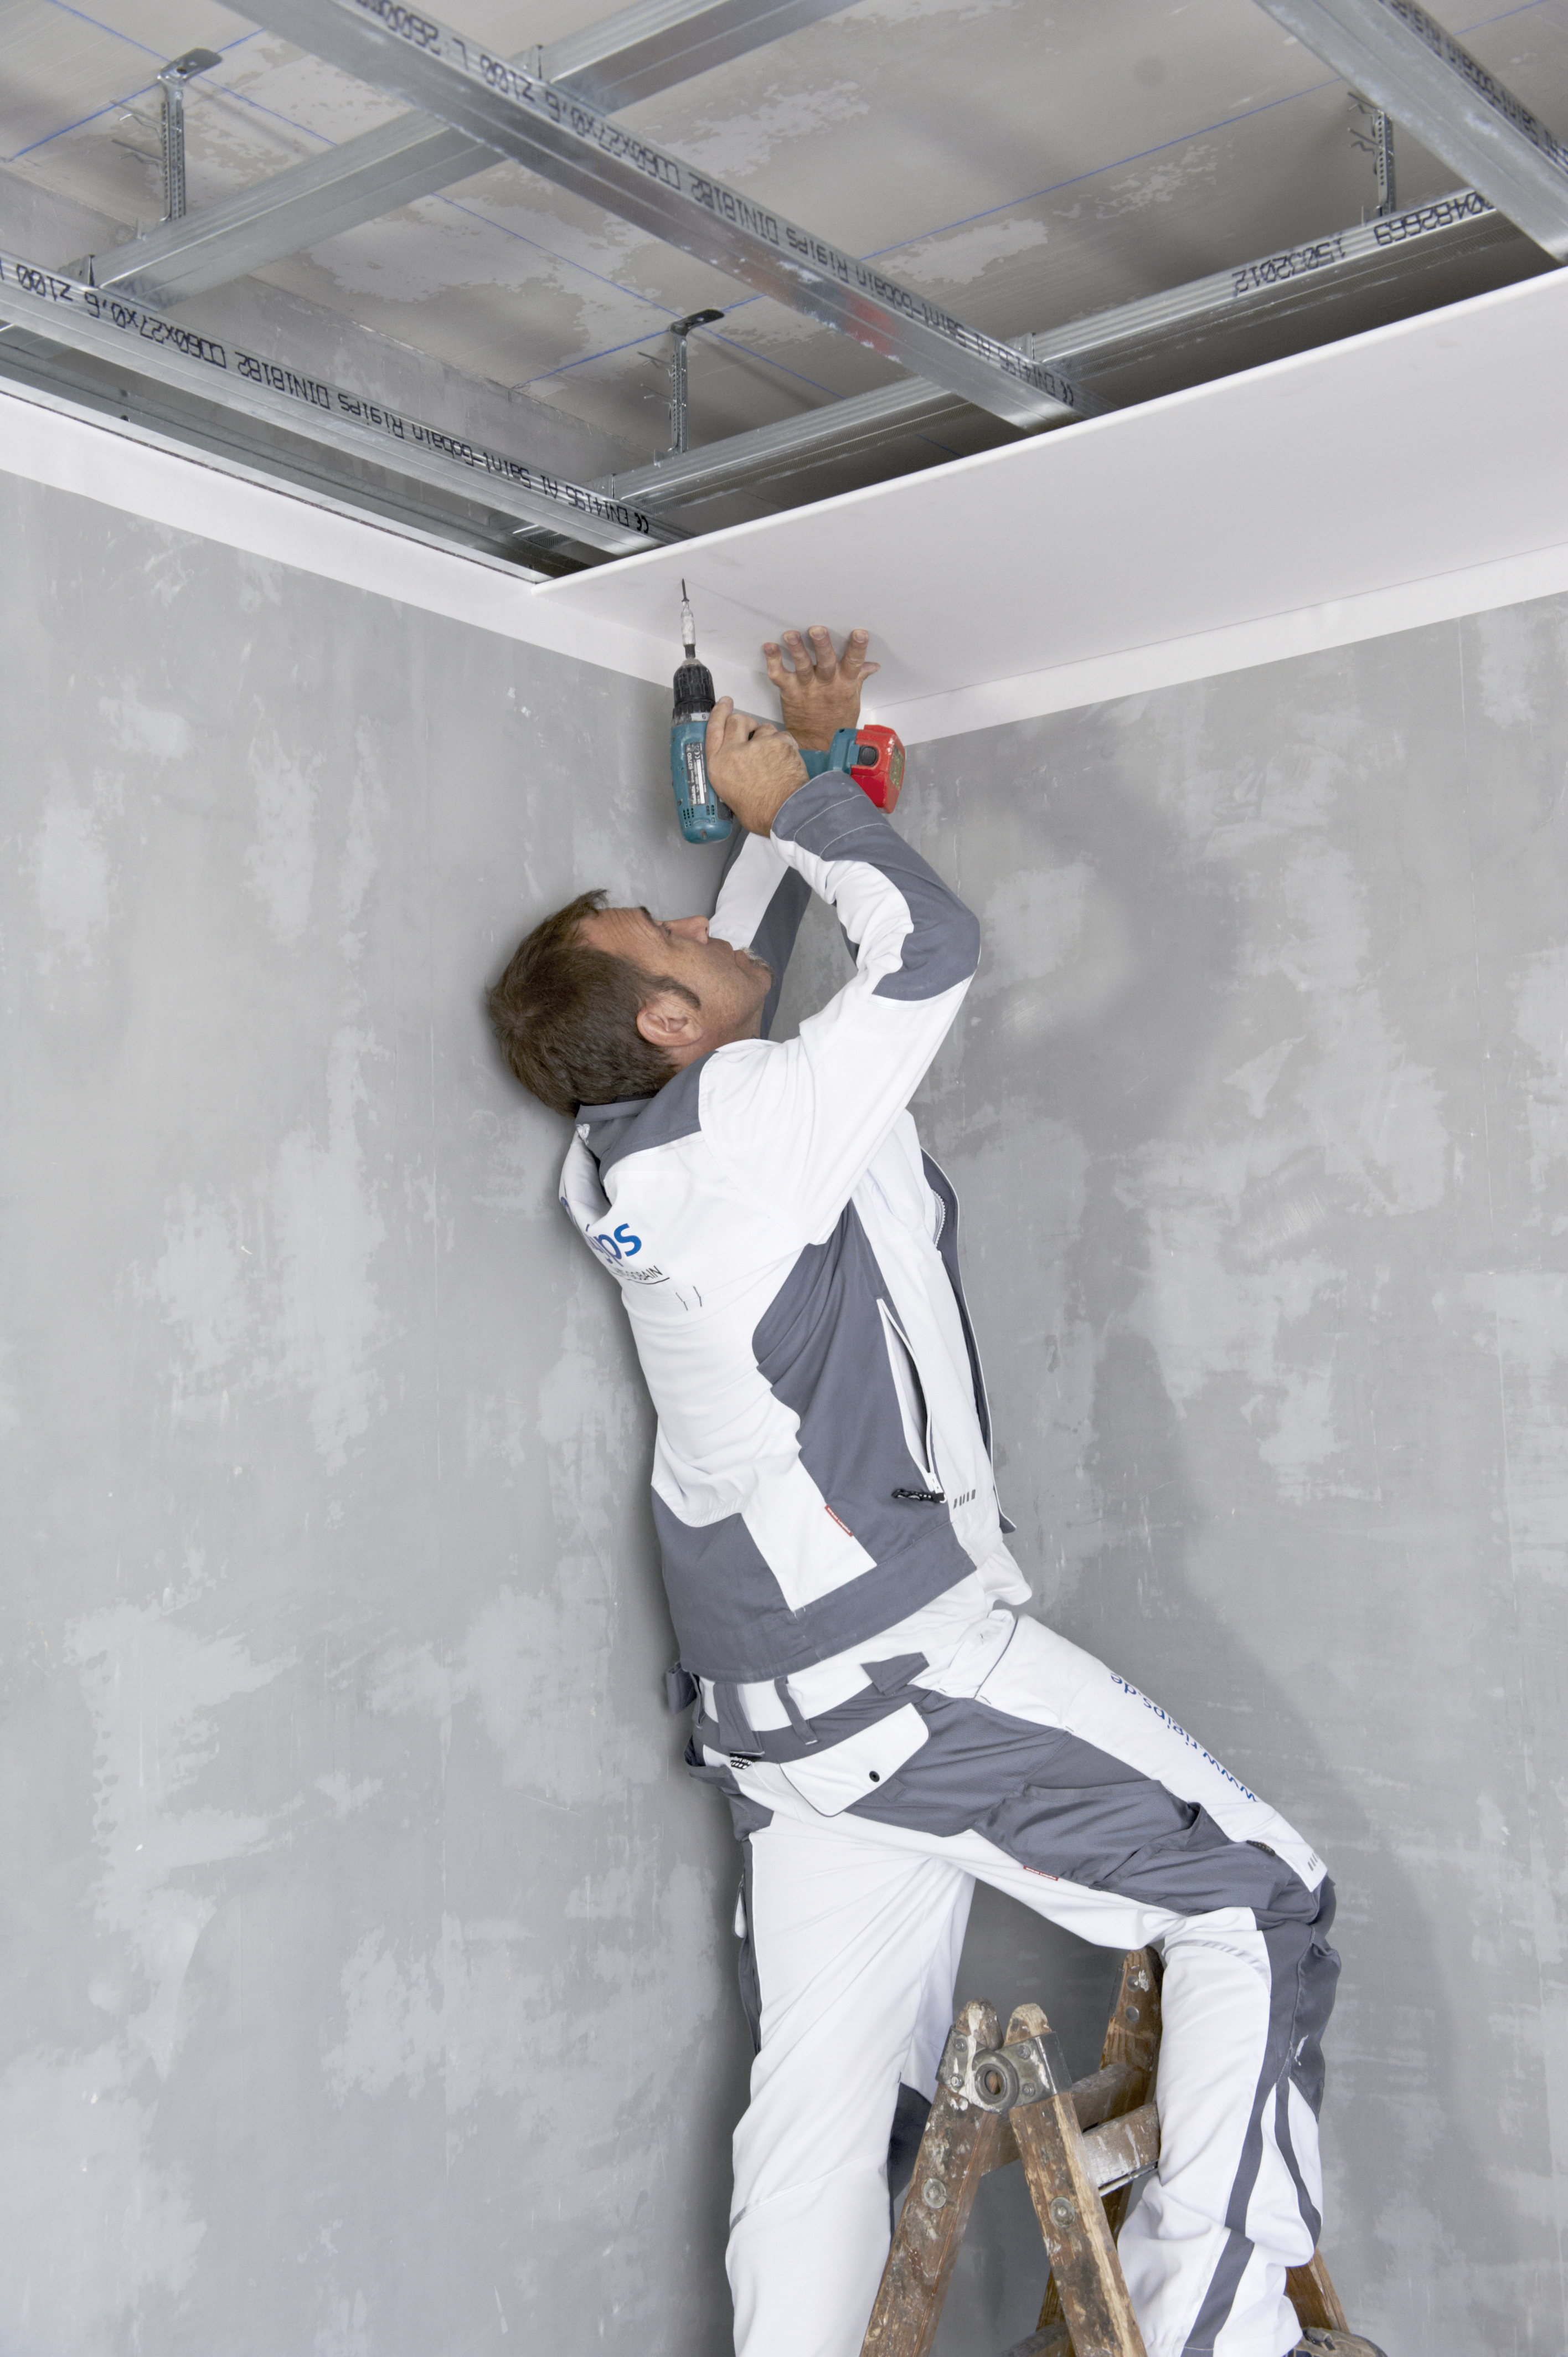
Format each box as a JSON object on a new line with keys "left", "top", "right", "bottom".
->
{"left": 0, "top": 470, "right": 746, "bottom": 2356}
{"left": 3, "top": 459, "right": 1565, "bottom": 2356}
{"left": 885, "top": 605, "right": 1568, "bottom": 2356}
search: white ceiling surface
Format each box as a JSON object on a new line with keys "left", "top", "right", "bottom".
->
{"left": 3, "top": 0, "right": 1566, "bottom": 475}
{"left": 532, "top": 261, "right": 1568, "bottom": 738}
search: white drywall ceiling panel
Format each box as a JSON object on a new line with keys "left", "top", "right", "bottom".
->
{"left": 2, "top": 260, "right": 1566, "bottom": 736}
{"left": 530, "top": 261, "right": 1568, "bottom": 738}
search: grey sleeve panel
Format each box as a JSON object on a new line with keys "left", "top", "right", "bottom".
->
{"left": 716, "top": 821, "right": 814, "bottom": 1041}
{"left": 752, "top": 865, "right": 813, "bottom": 1040}
{"left": 771, "top": 772, "right": 981, "bottom": 1003}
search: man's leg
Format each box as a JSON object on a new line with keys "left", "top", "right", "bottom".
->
{"left": 829, "top": 1614, "right": 1341, "bottom": 2357}
{"left": 727, "top": 1811, "right": 973, "bottom": 2357}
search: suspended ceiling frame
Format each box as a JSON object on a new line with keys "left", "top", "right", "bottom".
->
{"left": 1, "top": 0, "right": 1565, "bottom": 572}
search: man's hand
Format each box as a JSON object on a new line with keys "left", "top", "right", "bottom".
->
{"left": 762, "top": 625, "right": 880, "bottom": 752}
{"left": 706, "top": 698, "right": 808, "bottom": 836}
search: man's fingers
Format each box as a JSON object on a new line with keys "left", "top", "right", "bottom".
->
{"left": 807, "top": 623, "right": 837, "bottom": 680}
{"left": 706, "top": 697, "right": 772, "bottom": 752}
{"left": 761, "top": 642, "right": 791, "bottom": 688}
{"left": 839, "top": 627, "right": 877, "bottom": 682}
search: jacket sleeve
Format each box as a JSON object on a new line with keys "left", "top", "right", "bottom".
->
{"left": 708, "top": 828, "right": 811, "bottom": 1043}
{"left": 701, "top": 768, "right": 981, "bottom": 1242}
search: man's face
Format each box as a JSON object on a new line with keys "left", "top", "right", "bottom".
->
{"left": 577, "top": 905, "right": 772, "bottom": 1052}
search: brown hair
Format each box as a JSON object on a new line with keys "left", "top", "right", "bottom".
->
{"left": 486, "top": 890, "right": 698, "bottom": 1116}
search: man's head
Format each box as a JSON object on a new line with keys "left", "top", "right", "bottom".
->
{"left": 487, "top": 891, "right": 772, "bottom": 1116}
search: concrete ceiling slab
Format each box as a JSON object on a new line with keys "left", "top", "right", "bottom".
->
{"left": 1, "top": 0, "right": 1564, "bottom": 518}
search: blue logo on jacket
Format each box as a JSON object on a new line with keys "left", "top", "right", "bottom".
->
{"left": 591, "top": 1223, "right": 642, "bottom": 1263}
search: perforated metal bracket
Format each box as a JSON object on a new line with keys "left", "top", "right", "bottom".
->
{"left": 939, "top": 2021, "right": 1072, "bottom": 2114}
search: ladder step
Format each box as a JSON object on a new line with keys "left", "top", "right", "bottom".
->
{"left": 987, "top": 2070, "right": 1159, "bottom": 2195}
{"left": 998, "top": 2328, "right": 1072, "bottom": 2357}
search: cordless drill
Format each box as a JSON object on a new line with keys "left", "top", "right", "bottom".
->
{"left": 670, "top": 584, "right": 733, "bottom": 845}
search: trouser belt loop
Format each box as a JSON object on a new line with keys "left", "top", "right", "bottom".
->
{"left": 773, "top": 1675, "right": 819, "bottom": 1749}
{"left": 664, "top": 1662, "right": 699, "bottom": 1712}
{"left": 714, "top": 1681, "right": 762, "bottom": 1762}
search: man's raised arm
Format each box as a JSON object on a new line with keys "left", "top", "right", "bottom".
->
{"left": 704, "top": 691, "right": 980, "bottom": 1242}
{"left": 709, "top": 627, "right": 879, "bottom": 1040}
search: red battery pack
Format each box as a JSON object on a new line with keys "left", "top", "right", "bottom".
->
{"left": 843, "top": 724, "right": 905, "bottom": 812}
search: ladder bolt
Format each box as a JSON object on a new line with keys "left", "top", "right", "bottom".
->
{"left": 1049, "top": 2195, "right": 1076, "bottom": 2226}
{"left": 921, "top": 2177, "right": 947, "bottom": 2209}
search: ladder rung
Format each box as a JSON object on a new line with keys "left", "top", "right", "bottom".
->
{"left": 1081, "top": 2098, "right": 1160, "bottom": 2194}
{"left": 985, "top": 2061, "right": 1148, "bottom": 2175}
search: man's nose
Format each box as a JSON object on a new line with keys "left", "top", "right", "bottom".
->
{"left": 668, "top": 917, "right": 710, "bottom": 944}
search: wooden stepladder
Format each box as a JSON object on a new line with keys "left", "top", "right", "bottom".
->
{"left": 859, "top": 1949, "right": 1357, "bottom": 2357}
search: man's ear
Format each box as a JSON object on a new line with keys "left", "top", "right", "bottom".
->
{"left": 636, "top": 990, "right": 705, "bottom": 1050}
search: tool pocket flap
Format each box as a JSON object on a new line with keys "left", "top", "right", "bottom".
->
{"left": 777, "top": 1703, "right": 929, "bottom": 1817}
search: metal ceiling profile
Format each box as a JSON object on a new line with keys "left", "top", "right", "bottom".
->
{"left": 91, "top": 0, "right": 856, "bottom": 307}
{"left": 1252, "top": 0, "right": 1568, "bottom": 260}
{"left": 0, "top": 250, "right": 675, "bottom": 555}
{"left": 238, "top": 0, "right": 1092, "bottom": 432}
{"left": 600, "top": 182, "right": 1515, "bottom": 508}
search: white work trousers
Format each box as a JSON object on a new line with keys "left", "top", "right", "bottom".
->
{"left": 721, "top": 1613, "right": 1335, "bottom": 2357}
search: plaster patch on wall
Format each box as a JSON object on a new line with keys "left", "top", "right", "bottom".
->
{"left": 1471, "top": 605, "right": 1546, "bottom": 732}
{"left": 1513, "top": 945, "right": 1568, "bottom": 1208}
{"left": 32, "top": 794, "right": 112, "bottom": 963}
{"left": 323, "top": 1915, "right": 543, "bottom": 2113}
{"left": 271, "top": 1026, "right": 389, "bottom": 1468}
{"left": 151, "top": 1186, "right": 252, "bottom": 1391}
{"left": 246, "top": 729, "right": 321, "bottom": 948}
{"left": 1097, "top": 143, "right": 1221, "bottom": 217}
{"left": 316, "top": 1773, "right": 383, "bottom": 1819}
{"left": 853, "top": 0, "right": 1017, "bottom": 22}
{"left": 65, "top": 1602, "right": 281, "bottom": 2080}
{"left": 677, "top": 83, "right": 870, "bottom": 182}
{"left": 338, "top": 728, "right": 388, "bottom": 963}
{"left": 322, "top": 1862, "right": 722, "bottom": 2154}
{"left": 1128, "top": 801, "right": 1443, "bottom": 1495}
{"left": 314, "top": 2286, "right": 373, "bottom": 2357}
{"left": 1465, "top": 1273, "right": 1568, "bottom": 1586}
{"left": 892, "top": 217, "right": 1050, "bottom": 290}
{"left": 0, "top": 2040, "right": 204, "bottom": 2348}
{"left": 96, "top": 689, "right": 193, "bottom": 764}
{"left": 973, "top": 859, "right": 1134, "bottom": 1038}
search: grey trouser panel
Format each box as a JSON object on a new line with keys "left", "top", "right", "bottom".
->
{"left": 708, "top": 1678, "right": 1339, "bottom": 2355}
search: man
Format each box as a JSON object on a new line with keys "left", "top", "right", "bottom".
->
{"left": 488, "top": 627, "right": 1342, "bottom": 2357}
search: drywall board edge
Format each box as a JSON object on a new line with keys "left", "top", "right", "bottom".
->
{"left": 0, "top": 380, "right": 656, "bottom": 681}
{"left": 531, "top": 261, "right": 1568, "bottom": 737}
{"left": 4, "top": 260, "right": 1567, "bottom": 735}
{"left": 875, "top": 537, "right": 1568, "bottom": 741}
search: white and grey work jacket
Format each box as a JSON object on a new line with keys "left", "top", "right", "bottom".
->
{"left": 559, "top": 764, "right": 1027, "bottom": 1717}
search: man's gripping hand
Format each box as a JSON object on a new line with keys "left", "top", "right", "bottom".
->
{"left": 705, "top": 698, "right": 808, "bottom": 837}
{"left": 762, "top": 625, "right": 879, "bottom": 753}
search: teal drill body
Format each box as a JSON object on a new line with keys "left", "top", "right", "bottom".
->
{"left": 670, "top": 652, "right": 732, "bottom": 845}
